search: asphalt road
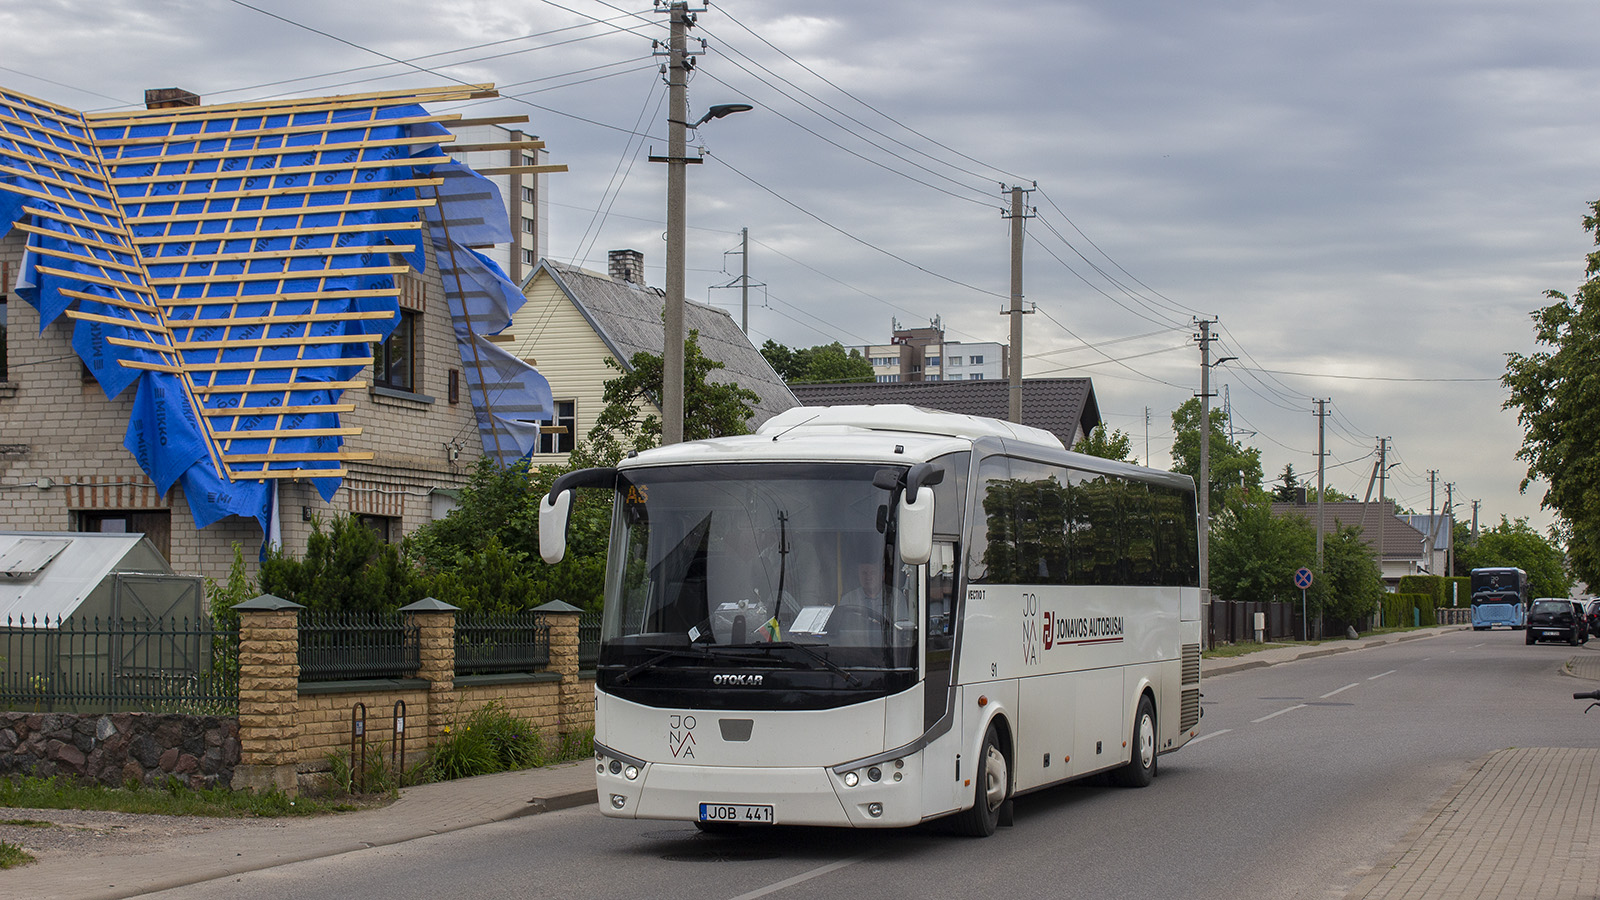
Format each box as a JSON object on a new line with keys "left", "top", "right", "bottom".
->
{"left": 143, "top": 630, "right": 1600, "bottom": 900}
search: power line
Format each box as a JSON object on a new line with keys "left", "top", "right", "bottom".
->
{"left": 708, "top": 154, "right": 1007, "bottom": 301}
{"left": 707, "top": 3, "right": 1029, "bottom": 184}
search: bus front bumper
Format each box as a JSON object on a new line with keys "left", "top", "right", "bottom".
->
{"left": 593, "top": 755, "right": 926, "bottom": 828}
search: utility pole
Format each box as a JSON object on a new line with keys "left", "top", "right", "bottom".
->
{"left": 1002, "top": 185, "right": 1033, "bottom": 423}
{"left": 1373, "top": 436, "right": 1390, "bottom": 618}
{"left": 739, "top": 226, "right": 749, "bottom": 333}
{"left": 1144, "top": 406, "right": 1150, "bottom": 467}
{"left": 1314, "top": 399, "right": 1327, "bottom": 569}
{"left": 1445, "top": 482, "right": 1456, "bottom": 577}
{"left": 656, "top": 0, "right": 697, "bottom": 446}
{"left": 1427, "top": 469, "right": 1438, "bottom": 518}
{"left": 1472, "top": 499, "right": 1481, "bottom": 539}
{"left": 1195, "top": 319, "right": 1216, "bottom": 591}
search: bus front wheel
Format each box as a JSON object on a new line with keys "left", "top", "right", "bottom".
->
{"left": 1111, "top": 695, "right": 1157, "bottom": 788}
{"left": 951, "top": 723, "right": 1008, "bottom": 837}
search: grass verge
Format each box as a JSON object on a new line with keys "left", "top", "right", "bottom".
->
{"left": 0, "top": 775, "right": 366, "bottom": 818}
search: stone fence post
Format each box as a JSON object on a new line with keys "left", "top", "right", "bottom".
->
{"left": 533, "top": 600, "right": 584, "bottom": 736}
{"left": 232, "top": 594, "right": 302, "bottom": 795}
{"left": 400, "top": 598, "right": 458, "bottom": 746}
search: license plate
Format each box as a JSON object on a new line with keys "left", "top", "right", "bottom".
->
{"left": 699, "top": 803, "right": 774, "bottom": 824}
{"left": 1544, "top": 631, "right": 1559, "bottom": 637}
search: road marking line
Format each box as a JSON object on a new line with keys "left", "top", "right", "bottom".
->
{"left": 1252, "top": 704, "right": 1306, "bottom": 723}
{"left": 1188, "top": 728, "right": 1231, "bottom": 745}
{"left": 729, "top": 853, "right": 878, "bottom": 900}
{"left": 1320, "top": 683, "right": 1359, "bottom": 699}
{"left": 1368, "top": 670, "right": 1396, "bottom": 681}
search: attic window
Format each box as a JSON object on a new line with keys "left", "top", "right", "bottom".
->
{"left": 0, "top": 538, "right": 71, "bottom": 579}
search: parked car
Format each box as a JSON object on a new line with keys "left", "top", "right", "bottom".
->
{"left": 1526, "top": 598, "right": 1589, "bottom": 645}
{"left": 1584, "top": 599, "right": 1600, "bottom": 638}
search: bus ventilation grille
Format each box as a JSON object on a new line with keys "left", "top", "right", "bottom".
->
{"left": 1181, "top": 643, "right": 1201, "bottom": 685}
{"left": 1180, "top": 688, "right": 1201, "bottom": 732}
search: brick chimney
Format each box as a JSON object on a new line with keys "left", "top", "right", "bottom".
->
{"left": 144, "top": 88, "right": 201, "bottom": 110}
{"left": 608, "top": 249, "right": 644, "bottom": 285}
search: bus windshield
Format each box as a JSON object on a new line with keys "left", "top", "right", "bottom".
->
{"left": 602, "top": 462, "right": 916, "bottom": 671}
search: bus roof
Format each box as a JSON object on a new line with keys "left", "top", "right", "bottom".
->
{"left": 757, "top": 404, "right": 1065, "bottom": 447}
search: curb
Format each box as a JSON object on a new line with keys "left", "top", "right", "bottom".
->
{"left": 1203, "top": 626, "right": 1466, "bottom": 677}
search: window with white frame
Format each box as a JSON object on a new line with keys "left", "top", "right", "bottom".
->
{"left": 539, "top": 399, "right": 577, "bottom": 454}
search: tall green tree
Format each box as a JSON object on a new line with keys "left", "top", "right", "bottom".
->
{"left": 1273, "top": 464, "right": 1300, "bottom": 502}
{"left": 1169, "top": 398, "right": 1264, "bottom": 512}
{"left": 1503, "top": 198, "right": 1600, "bottom": 586}
{"left": 1210, "top": 493, "right": 1315, "bottom": 604}
{"left": 1453, "top": 515, "right": 1571, "bottom": 599}
{"left": 760, "top": 340, "right": 874, "bottom": 384}
{"left": 1309, "top": 522, "right": 1384, "bottom": 626}
{"left": 1072, "top": 425, "right": 1136, "bottom": 463}
{"left": 586, "top": 329, "right": 761, "bottom": 464}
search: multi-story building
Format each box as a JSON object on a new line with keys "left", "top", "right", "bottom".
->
{"left": 851, "top": 317, "right": 1007, "bottom": 383}
{"left": 445, "top": 123, "right": 549, "bottom": 285}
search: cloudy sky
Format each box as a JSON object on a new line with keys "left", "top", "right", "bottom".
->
{"left": 6, "top": 0, "right": 1597, "bottom": 535}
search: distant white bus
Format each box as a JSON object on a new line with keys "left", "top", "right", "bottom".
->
{"left": 540, "top": 405, "right": 1204, "bottom": 836}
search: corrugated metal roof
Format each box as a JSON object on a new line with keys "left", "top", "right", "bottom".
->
{"left": 0, "top": 532, "right": 174, "bottom": 622}
{"left": 538, "top": 260, "right": 797, "bottom": 427}
{"left": 789, "top": 378, "right": 1100, "bottom": 448}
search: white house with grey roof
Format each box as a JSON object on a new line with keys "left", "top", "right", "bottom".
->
{"left": 509, "top": 250, "right": 797, "bottom": 463}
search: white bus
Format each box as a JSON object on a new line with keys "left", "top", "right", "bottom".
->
{"left": 540, "top": 405, "right": 1203, "bottom": 836}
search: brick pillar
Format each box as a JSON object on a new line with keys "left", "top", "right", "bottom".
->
{"left": 401, "top": 598, "right": 458, "bottom": 747}
{"left": 232, "top": 594, "right": 303, "bottom": 796}
{"left": 533, "top": 600, "right": 586, "bottom": 736}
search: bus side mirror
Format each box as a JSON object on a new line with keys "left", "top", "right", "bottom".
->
{"left": 539, "top": 490, "right": 573, "bottom": 564}
{"left": 899, "top": 491, "right": 934, "bottom": 566}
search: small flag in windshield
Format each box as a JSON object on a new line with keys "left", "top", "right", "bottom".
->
{"left": 757, "top": 617, "right": 781, "bottom": 642}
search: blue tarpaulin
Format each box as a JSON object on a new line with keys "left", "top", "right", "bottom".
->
{"left": 0, "top": 85, "right": 552, "bottom": 544}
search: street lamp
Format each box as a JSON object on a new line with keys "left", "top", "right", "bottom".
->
{"left": 657, "top": 7, "right": 753, "bottom": 446}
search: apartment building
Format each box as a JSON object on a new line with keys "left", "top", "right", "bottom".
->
{"left": 852, "top": 317, "right": 1007, "bottom": 383}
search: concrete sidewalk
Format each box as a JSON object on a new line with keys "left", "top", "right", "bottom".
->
{"left": 3, "top": 625, "right": 1597, "bottom": 899}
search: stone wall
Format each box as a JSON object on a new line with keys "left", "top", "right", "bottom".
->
{"left": 0, "top": 598, "right": 594, "bottom": 794}
{"left": 0, "top": 712, "right": 239, "bottom": 788}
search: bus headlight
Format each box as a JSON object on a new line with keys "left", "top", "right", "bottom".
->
{"left": 610, "top": 794, "right": 627, "bottom": 809}
{"left": 609, "top": 759, "right": 622, "bottom": 775}
{"left": 867, "top": 766, "right": 881, "bottom": 783}
{"left": 843, "top": 771, "right": 859, "bottom": 788}
{"left": 624, "top": 765, "right": 640, "bottom": 781}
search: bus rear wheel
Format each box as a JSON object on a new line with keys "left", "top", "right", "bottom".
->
{"left": 951, "top": 723, "right": 1008, "bottom": 837}
{"left": 1111, "top": 695, "right": 1157, "bottom": 788}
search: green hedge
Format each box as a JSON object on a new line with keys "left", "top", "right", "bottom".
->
{"left": 1395, "top": 575, "right": 1473, "bottom": 616}
{"left": 1385, "top": 592, "right": 1434, "bottom": 627}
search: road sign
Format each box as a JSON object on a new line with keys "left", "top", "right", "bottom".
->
{"left": 1294, "top": 567, "right": 1314, "bottom": 590}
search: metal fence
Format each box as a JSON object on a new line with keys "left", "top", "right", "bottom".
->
{"left": 455, "top": 611, "right": 550, "bottom": 676}
{"left": 1207, "top": 600, "right": 1305, "bottom": 645}
{"left": 298, "top": 611, "right": 420, "bottom": 683}
{"left": 0, "top": 616, "right": 238, "bottom": 715}
{"left": 579, "top": 610, "right": 601, "bottom": 669}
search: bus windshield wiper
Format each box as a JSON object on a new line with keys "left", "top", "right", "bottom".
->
{"left": 615, "top": 644, "right": 774, "bottom": 683}
{"left": 749, "top": 641, "right": 861, "bottom": 686}
{"left": 614, "top": 646, "right": 711, "bottom": 684}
